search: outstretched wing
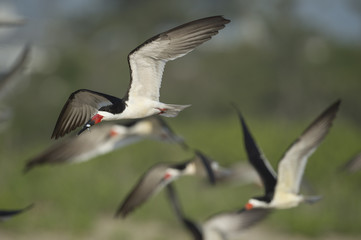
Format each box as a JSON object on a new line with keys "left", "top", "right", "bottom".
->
{"left": 26, "top": 124, "right": 117, "bottom": 172}
{"left": 51, "top": 89, "right": 121, "bottom": 139}
{"left": 234, "top": 106, "right": 277, "bottom": 196}
{"left": 115, "top": 164, "right": 170, "bottom": 218}
{"left": 166, "top": 184, "right": 203, "bottom": 240}
{"left": 276, "top": 100, "right": 340, "bottom": 195}
{"left": 126, "top": 16, "right": 230, "bottom": 102}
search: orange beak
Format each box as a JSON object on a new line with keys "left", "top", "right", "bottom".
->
{"left": 245, "top": 202, "right": 253, "bottom": 210}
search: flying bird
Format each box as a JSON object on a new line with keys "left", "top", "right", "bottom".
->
{"left": 236, "top": 100, "right": 340, "bottom": 210}
{"left": 115, "top": 150, "right": 215, "bottom": 218}
{"left": 166, "top": 184, "right": 270, "bottom": 240}
{"left": 51, "top": 16, "right": 230, "bottom": 139}
{"left": 24, "top": 117, "right": 186, "bottom": 173}
{"left": 0, "top": 204, "right": 33, "bottom": 221}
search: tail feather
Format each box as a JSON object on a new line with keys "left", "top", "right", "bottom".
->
{"left": 160, "top": 104, "right": 191, "bottom": 117}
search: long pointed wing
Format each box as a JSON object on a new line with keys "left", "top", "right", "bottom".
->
{"left": 115, "top": 164, "right": 170, "bottom": 218}
{"left": 166, "top": 184, "right": 203, "bottom": 240}
{"left": 25, "top": 124, "right": 120, "bottom": 172}
{"left": 234, "top": 106, "right": 277, "bottom": 196}
{"left": 126, "top": 16, "right": 230, "bottom": 102}
{"left": 193, "top": 150, "right": 216, "bottom": 185}
{"left": 51, "top": 89, "right": 122, "bottom": 139}
{"left": 275, "top": 100, "right": 341, "bottom": 195}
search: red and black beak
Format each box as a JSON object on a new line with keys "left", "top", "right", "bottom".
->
{"left": 77, "top": 119, "right": 95, "bottom": 135}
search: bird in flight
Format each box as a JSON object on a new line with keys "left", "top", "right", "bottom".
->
{"left": 115, "top": 150, "right": 216, "bottom": 218}
{"left": 166, "top": 183, "right": 270, "bottom": 240}
{"left": 235, "top": 100, "right": 340, "bottom": 210}
{"left": 51, "top": 16, "right": 230, "bottom": 139}
{"left": 25, "top": 117, "right": 187, "bottom": 173}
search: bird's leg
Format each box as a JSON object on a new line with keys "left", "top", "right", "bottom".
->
{"left": 77, "top": 114, "right": 104, "bottom": 135}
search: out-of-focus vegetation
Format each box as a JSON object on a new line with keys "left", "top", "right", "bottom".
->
{"left": 0, "top": 0, "right": 361, "bottom": 239}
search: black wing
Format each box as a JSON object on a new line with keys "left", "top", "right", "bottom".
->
{"left": 115, "top": 164, "right": 169, "bottom": 218}
{"left": 166, "top": 184, "right": 203, "bottom": 240}
{"left": 234, "top": 106, "right": 277, "bottom": 196}
{"left": 51, "top": 89, "right": 122, "bottom": 139}
{"left": 0, "top": 204, "right": 34, "bottom": 221}
{"left": 194, "top": 150, "right": 216, "bottom": 185}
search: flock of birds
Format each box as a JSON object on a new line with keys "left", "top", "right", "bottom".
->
{"left": 0, "top": 15, "right": 360, "bottom": 240}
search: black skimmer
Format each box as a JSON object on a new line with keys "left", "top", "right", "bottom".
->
{"left": 0, "top": 204, "right": 33, "bottom": 221}
{"left": 235, "top": 100, "right": 340, "bottom": 210}
{"left": 24, "top": 117, "right": 186, "bottom": 173}
{"left": 115, "top": 151, "right": 215, "bottom": 218}
{"left": 51, "top": 16, "right": 230, "bottom": 139}
{"left": 166, "top": 183, "right": 270, "bottom": 240}
{"left": 339, "top": 151, "right": 361, "bottom": 173}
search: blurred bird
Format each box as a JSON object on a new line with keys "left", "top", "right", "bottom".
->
{"left": 235, "top": 100, "right": 340, "bottom": 210}
{"left": 339, "top": 151, "right": 361, "bottom": 173}
{"left": 0, "top": 204, "right": 33, "bottom": 221}
{"left": 24, "top": 117, "right": 186, "bottom": 173}
{"left": 51, "top": 16, "right": 230, "bottom": 139}
{"left": 204, "top": 159, "right": 262, "bottom": 188}
{"left": 115, "top": 150, "right": 216, "bottom": 218}
{"left": 166, "top": 184, "right": 270, "bottom": 240}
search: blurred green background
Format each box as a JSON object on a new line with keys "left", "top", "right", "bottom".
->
{"left": 0, "top": 0, "right": 361, "bottom": 239}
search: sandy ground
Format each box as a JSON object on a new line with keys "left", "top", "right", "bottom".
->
{"left": 0, "top": 218, "right": 360, "bottom": 240}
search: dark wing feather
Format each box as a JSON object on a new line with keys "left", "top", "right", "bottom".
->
{"left": 166, "top": 184, "right": 203, "bottom": 240}
{"left": 25, "top": 125, "right": 115, "bottom": 173}
{"left": 51, "top": 89, "right": 121, "bottom": 139}
{"left": 0, "top": 204, "right": 34, "bottom": 221}
{"left": 194, "top": 150, "right": 216, "bottom": 185}
{"left": 234, "top": 105, "right": 277, "bottom": 196}
{"left": 115, "top": 164, "right": 169, "bottom": 218}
